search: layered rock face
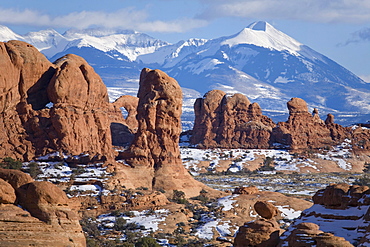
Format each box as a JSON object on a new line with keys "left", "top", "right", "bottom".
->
{"left": 0, "top": 40, "right": 128, "bottom": 161}
{"left": 0, "top": 169, "right": 85, "bottom": 246}
{"left": 120, "top": 68, "right": 216, "bottom": 197}
{"left": 280, "top": 183, "right": 370, "bottom": 246}
{"left": 191, "top": 90, "right": 275, "bottom": 148}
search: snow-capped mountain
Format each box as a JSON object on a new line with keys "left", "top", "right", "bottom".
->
{"left": 1, "top": 21, "right": 369, "bottom": 125}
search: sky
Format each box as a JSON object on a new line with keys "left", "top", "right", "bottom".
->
{"left": 0, "top": 0, "right": 369, "bottom": 81}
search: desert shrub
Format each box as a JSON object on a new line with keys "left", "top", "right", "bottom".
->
{"left": 258, "top": 157, "right": 275, "bottom": 171}
{"left": 0, "top": 157, "right": 22, "bottom": 170}
{"left": 135, "top": 237, "right": 160, "bottom": 247}
{"left": 28, "top": 162, "right": 42, "bottom": 178}
{"left": 72, "top": 166, "right": 86, "bottom": 175}
{"left": 80, "top": 217, "right": 100, "bottom": 238}
{"left": 172, "top": 190, "right": 188, "bottom": 204}
{"left": 354, "top": 175, "right": 370, "bottom": 187}
{"left": 122, "top": 211, "right": 135, "bottom": 217}
{"left": 110, "top": 210, "right": 122, "bottom": 217}
{"left": 363, "top": 163, "right": 370, "bottom": 173}
{"left": 114, "top": 217, "right": 127, "bottom": 231}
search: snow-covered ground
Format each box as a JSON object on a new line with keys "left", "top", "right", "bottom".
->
{"left": 180, "top": 139, "right": 354, "bottom": 175}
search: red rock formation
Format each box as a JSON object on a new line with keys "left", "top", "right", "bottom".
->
{"left": 272, "top": 98, "right": 339, "bottom": 150}
{"left": 109, "top": 95, "right": 138, "bottom": 147}
{"left": 0, "top": 40, "right": 55, "bottom": 160}
{"left": 0, "top": 169, "right": 85, "bottom": 246}
{"left": 0, "top": 178, "right": 16, "bottom": 203}
{"left": 234, "top": 219, "right": 281, "bottom": 247}
{"left": 0, "top": 168, "right": 33, "bottom": 189}
{"left": 282, "top": 183, "right": 370, "bottom": 245}
{"left": 119, "top": 68, "right": 217, "bottom": 197}
{"left": 313, "top": 183, "right": 369, "bottom": 209}
{"left": 0, "top": 40, "right": 130, "bottom": 161}
{"left": 233, "top": 186, "right": 259, "bottom": 195}
{"left": 279, "top": 222, "right": 353, "bottom": 247}
{"left": 254, "top": 200, "right": 279, "bottom": 219}
{"left": 46, "top": 54, "right": 114, "bottom": 160}
{"left": 191, "top": 90, "right": 275, "bottom": 148}
{"left": 112, "top": 95, "right": 139, "bottom": 132}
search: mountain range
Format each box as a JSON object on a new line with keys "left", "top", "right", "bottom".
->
{"left": 1, "top": 21, "right": 369, "bottom": 125}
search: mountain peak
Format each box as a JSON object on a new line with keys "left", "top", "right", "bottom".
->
{"left": 221, "top": 21, "right": 302, "bottom": 55}
{"left": 247, "top": 21, "right": 269, "bottom": 31}
{"left": 0, "top": 25, "right": 23, "bottom": 41}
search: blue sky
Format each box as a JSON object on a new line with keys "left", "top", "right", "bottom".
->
{"left": 1, "top": 0, "right": 370, "bottom": 81}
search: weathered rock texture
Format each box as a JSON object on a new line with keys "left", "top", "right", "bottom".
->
{"left": 0, "top": 40, "right": 129, "bottom": 161}
{"left": 234, "top": 219, "right": 282, "bottom": 247}
{"left": 0, "top": 169, "right": 85, "bottom": 246}
{"left": 254, "top": 200, "right": 279, "bottom": 219}
{"left": 120, "top": 68, "right": 217, "bottom": 197}
{"left": 280, "top": 183, "right": 370, "bottom": 246}
{"left": 191, "top": 90, "right": 275, "bottom": 148}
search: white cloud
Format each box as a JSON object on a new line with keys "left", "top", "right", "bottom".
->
{"left": 0, "top": 7, "right": 207, "bottom": 33}
{"left": 359, "top": 74, "right": 370, "bottom": 83}
{"left": 197, "top": 0, "right": 370, "bottom": 24}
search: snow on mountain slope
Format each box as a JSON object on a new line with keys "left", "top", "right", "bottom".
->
{"left": 22, "top": 29, "right": 70, "bottom": 58}
{"left": 222, "top": 21, "right": 302, "bottom": 55}
{"left": 63, "top": 28, "right": 169, "bottom": 61}
{"left": 137, "top": 38, "right": 208, "bottom": 67}
{"left": 0, "top": 25, "right": 24, "bottom": 41}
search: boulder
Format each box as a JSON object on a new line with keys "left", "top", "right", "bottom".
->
{"left": 254, "top": 200, "right": 279, "bottom": 219}
{"left": 16, "top": 181, "right": 76, "bottom": 224}
{"left": 234, "top": 219, "right": 281, "bottom": 247}
{"left": 233, "top": 186, "right": 259, "bottom": 195}
{"left": 0, "top": 169, "right": 85, "bottom": 246}
{"left": 0, "top": 178, "right": 16, "bottom": 204}
{"left": 0, "top": 168, "right": 33, "bottom": 189}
